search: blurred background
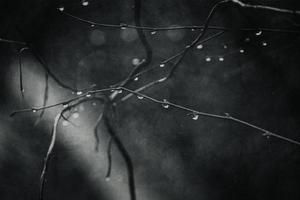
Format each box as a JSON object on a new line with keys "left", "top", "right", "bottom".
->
{"left": 0, "top": 0, "right": 300, "bottom": 199}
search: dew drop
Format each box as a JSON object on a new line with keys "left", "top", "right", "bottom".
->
{"left": 245, "top": 37, "right": 250, "bottom": 42}
{"left": 58, "top": 6, "right": 64, "bottom": 11}
{"left": 196, "top": 44, "right": 203, "bottom": 49}
{"left": 223, "top": 44, "right": 228, "bottom": 49}
{"left": 218, "top": 57, "right": 224, "bottom": 62}
{"left": 137, "top": 95, "right": 144, "bottom": 100}
{"left": 86, "top": 93, "right": 92, "bottom": 98}
{"left": 134, "top": 77, "right": 139, "bottom": 81}
{"left": 118, "top": 90, "right": 123, "bottom": 94}
{"left": 262, "top": 41, "right": 267, "bottom": 46}
{"left": 255, "top": 30, "right": 262, "bottom": 36}
{"left": 239, "top": 49, "right": 245, "bottom": 53}
{"left": 82, "top": 1, "right": 89, "bottom": 6}
{"left": 32, "top": 109, "right": 37, "bottom": 113}
{"left": 120, "top": 23, "right": 127, "bottom": 30}
{"left": 192, "top": 113, "right": 199, "bottom": 120}
{"left": 76, "top": 91, "right": 83, "bottom": 95}
{"left": 159, "top": 63, "right": 165, "bottom": 68}
{"left": 72, "top": 112, "right": 79, "bottom": 119}
{"left": 90, "top": 24, "right": 95, "bottom": 27}
{"left": 191, "top": 28, "right": 196, "bottom": 31}
{"left": 205, "top": 57, "right": 211, "bottom": 62}
{"left": 150, "top": 31, "right": 157, "bottom": 35}
{"left": 162, "top": 99, "right": 169, "bottom": 109}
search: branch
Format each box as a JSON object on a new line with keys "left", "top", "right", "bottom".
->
{"left": 231, "top": 0, "right": 300, "bottom": 15}
{"left": 0, "top": 37, "right": 26, "bottom": 45}
{"left": 59, "top": 10, "right": 300, "bottom": 33}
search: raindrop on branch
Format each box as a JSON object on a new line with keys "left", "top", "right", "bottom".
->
{"left": 262, "top": 41, "right": 267, "bottom": 47}
{"left": 137, "top": 95, "right": 144, "bottom": 100}
{"left": 205, "top": 57, "right": 211, "bottom": 62}
{"left": 244, "top": 37, "right": 251, "bottom": 42}
{"left": 32, "top": 109, "right": 37, "bottom": 113}
{"left": 86, "top": 93, "right": 92, "bottom": 98}
{"left": 82, "top": 1, "right": 89, "bottom": 6}
{"left": 191, "top": 113, "right": 199, "bottom": 120}
{"left": 58, "top": 6, "right": 64, "bottom": 11}
{"left": 159, "top": 63, "right": 165, "bottom": 68}
{"left": 120, "top": 23, "right": 127, "bottom": 30}
{"left": 134, "top": 77, "right": 139, "bottom": 81}
{"left": 162, "top": 99, "right": 169, "bottom": 109}
{"left": 117, "top": 90, "right": 123, "bottom": 94}
{"left": 239, "top": 49, "right": 245, "bottom": 53}
{"left": 196, "top": 44, "right": 203, "bottom": 49}
{"left": 76, "top": 91, "right": 83, "bottom": 95}
{"left": 218, "top": 57, "right": 224, "bottom": 62}
{"left": 255, "top": 30, "right": 262, "bottom": 36}
{"left": 150, "top": 31, "right": 157, "bottom": 35}
{"left": 62, "top": 103, "right": 69, "bottom": 108}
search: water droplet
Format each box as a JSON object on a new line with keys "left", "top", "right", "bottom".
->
{"left": 62, "top": 121, "right": 69, "bottom": 126}
{"left": 58, "top": 6, "right": 64, "bottom": 11}
{"left": 118, "top": 90, "right": 123, "bottom": 94}
{"left": 223, "top": 44, "right": 228, "bottom": 49}
{"left": 150, "top": 31, "right": 157, "bottom": 35}
{"left": 32, "top": 109, "right": 37, "bottom": 113}
{"left": 255, "top": 30, "right": 262, "bottom": 36}
{"left": 239, "top": 49, "right": 245, "bottom": 53}
{"left": 218, "top": 57, "right": 224, "bottom": 62}
{"left": 262, "top": 41, "right": 267, "bottom": 46}
{"left": 90, "top": 24, "right": 95, "bottom": 27}
{"left": 132, "top": 58, "right": 140, "bottom": 66}
{"left": 137, "top": 95, "right": 144, "bottom": 100}
{"left": 159, "top": 63, "right": 165, "bottom": 68}
{"left": 120, "top": 23, "right": 127, "bottom": 30}
{"left": 86, "top": 93, "right": 92, "bottom": 98}
{"left": 162, "top": 99, "right": 169, "bottom": 109}
{"left": 134, "top": 77, "right": 139, "bottom": 81}
{"left": 82, "top": 1, "right": 89, "bottom": 6}
{"left": 205, "top": 57, "right": 211, "bottom": 62}
{"left": 245, "top": 37, "right": 250, "bottom": 42}
{"left": 192, "top": 113, "right": 199, "bottom": 120}
{"left": 62, "top": 103, "right": 69, "bottom": 108}
{"left": 72, "top": 113, "right": 79, "bottom": 119}
{"left": 196, "top": 44, "right": 203, "bottom": 49}
{"left": 76, "top": 91, "right": 83, "bottom": 95}
{"left": 191, "top": 28, "right": 196, "bottom": 31}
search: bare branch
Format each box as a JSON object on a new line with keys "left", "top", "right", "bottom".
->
{"left": 231, "top": 0, "right": 300, "bottom": 15}
{"left": 59, "top": 10, "right": 300, "bottom": 33}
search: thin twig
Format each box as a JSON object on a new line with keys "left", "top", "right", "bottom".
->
{"left": 59, "top": 10, "right": 300, "bottom": 33}
{"left": 0, "top": 37, "right": 26, "bottom": 45}
{"left": 231, "top": 0, "right": 300, "bottom": 15}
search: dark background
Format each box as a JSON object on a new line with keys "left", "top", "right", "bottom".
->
{"left": 0, "top": 0, "right": 300, "bottom": 199}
